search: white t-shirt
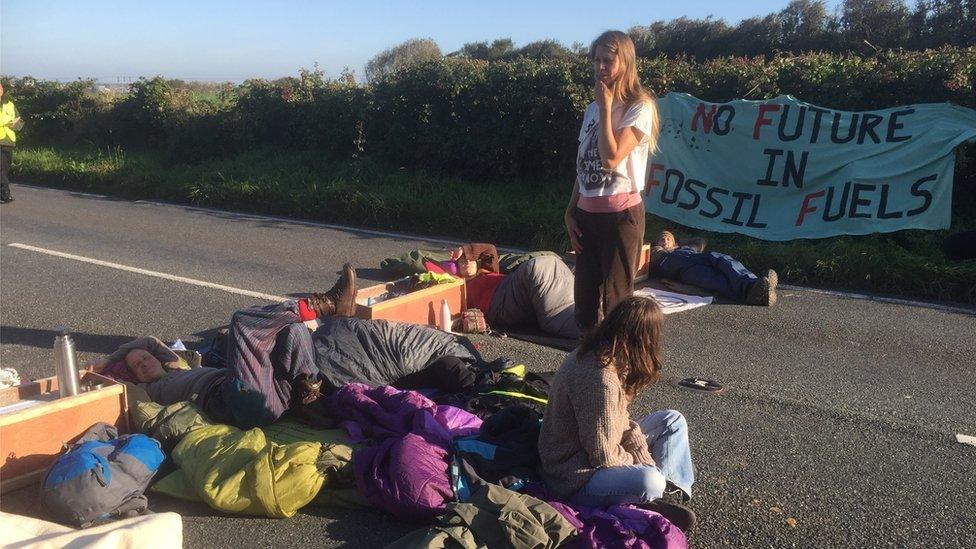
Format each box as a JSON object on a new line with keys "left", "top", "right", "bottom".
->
{"left": 576, "top": 100, "right": 654, "bottom": 198}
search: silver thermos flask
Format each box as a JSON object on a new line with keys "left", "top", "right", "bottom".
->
{"left": 54, "top": 327, "right": 80, "bottom": 397}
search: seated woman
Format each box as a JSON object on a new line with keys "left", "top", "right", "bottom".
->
{"left": 90, "top": 265, "right": 359, "bottom": 429}
{"left": 651, "top": 230, "right": 778, "bottom": 306}
{"left": 445, "top": 243, "right": 580, "bottom": 339}
{"left": 538, "top": 297, "right": 696, "bottom": 530}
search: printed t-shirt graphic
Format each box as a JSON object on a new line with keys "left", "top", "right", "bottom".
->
{"left": 576, "top": 101, "right": 654, "bottom": 198}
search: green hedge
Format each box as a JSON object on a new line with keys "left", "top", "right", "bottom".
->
{"left": 4, "top": 48, "right": 975, "bottom": 214}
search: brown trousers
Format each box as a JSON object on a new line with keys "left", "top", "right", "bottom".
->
{"left": 573, "top": 203, "right": 646, "bottom": 332}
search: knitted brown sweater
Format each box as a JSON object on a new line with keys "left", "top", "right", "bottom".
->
{"left": 538, "top": 351, "right": 655, "bottom": 498}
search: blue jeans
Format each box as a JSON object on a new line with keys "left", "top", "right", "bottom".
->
{"left": 571, "top": 410, "right": 695, "bottom": 507}
{"left": 654, "top": 247, "right": 757, "bottom": 301}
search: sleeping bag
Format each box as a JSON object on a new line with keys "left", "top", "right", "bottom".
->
{"left": 312, "top": 317, "right": 475, "bottom": 388}
{"left": 488, "top": 255, "right": 579, "bottom": 339}
{"left": 152, "top": 424, "right": 340, "bottom": 518}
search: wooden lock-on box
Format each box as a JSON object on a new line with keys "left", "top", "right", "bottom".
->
{"left": 0, "top": 371, "right": 129, "bottom": 493}
{"left": 355, "top": 276, "right": 466, "bottom": 327}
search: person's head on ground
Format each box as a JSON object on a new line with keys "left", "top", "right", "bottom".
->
{"left": 578, "top": 296, "right": 664, "bottom": 397}
{"left": 452, "top": 244, "right": 498, "bottom": 278}
{"left": 124, "top": 348, "right": 167, "bottom": 383}
{"left": 448, "top": 247, "right": 476, "bottom": 277}
{"left": 654, "top": 230, "right": 677, "bottom": 251}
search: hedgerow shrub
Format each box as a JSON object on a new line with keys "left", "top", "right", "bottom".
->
{"left": 3, "top": 48, "right": 973, "bottom": 208}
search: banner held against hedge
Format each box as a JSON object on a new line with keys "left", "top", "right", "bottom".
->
{"left": 646, "top": 93, "right": 976, "bottom": 240}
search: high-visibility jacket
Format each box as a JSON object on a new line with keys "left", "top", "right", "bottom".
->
{"left": 0, "top": 101, "right": 23, "bottom": 146}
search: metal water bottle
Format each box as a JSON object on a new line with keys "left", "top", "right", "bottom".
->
{"left": 440, "top": 299, "right": 453, "bottom": 333}
{"left": 53, "top": 327, "right": 80, "bottom": 397}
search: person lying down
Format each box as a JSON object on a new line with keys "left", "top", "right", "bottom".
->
{"left": 650, "top": 231, "right": 779, "bottom": 306}
{"left": 394, "top": 243, "right": 581, "bottom": 339}
{"left": 89, "top": 264, "right": 477, "bottom": 430}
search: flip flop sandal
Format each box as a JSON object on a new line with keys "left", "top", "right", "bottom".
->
{"left": 676, "top": 377, "right": 725, "bottom": 394}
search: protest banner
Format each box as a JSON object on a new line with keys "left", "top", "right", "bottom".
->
{"left": 646, "top": 93, "right": 976, "bottom": 240}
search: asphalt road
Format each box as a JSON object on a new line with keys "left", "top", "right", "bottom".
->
{"left": 2, "top": 184, "right": 974, "bottom": 548}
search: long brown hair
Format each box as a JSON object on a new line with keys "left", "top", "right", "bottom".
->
{"left": 589, "top": 30, "right": 661, "bottom": 152}
{"left": 578, "top": 296, "right": 664, "bottom": 397}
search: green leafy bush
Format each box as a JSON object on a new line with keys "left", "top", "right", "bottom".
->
{"left": 3, "top": 48, "right": 974, "bottom": 215}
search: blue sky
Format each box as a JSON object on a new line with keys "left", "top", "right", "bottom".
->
{"left": 1, "top": 0, "right": 841, "bottom": 82}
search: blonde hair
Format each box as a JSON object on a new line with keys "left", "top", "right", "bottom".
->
{"left": 590, "top": 30, "right": 660, "bottom": 152}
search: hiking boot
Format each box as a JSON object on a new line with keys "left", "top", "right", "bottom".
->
{"left": 309, "top": 263, "right": 358, "bottom": 317}
{"left": 745, "top": 269, "right": 778, "bottom": 306}
{"left": 640, "top": 499, "right": 697, "bottom": 532}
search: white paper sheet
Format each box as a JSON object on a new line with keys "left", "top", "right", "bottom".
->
{"left": 634, "top": 287, "right": 713, "bottom": 314}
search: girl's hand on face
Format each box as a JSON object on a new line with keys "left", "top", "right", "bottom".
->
{"left": 595, "top": 79, "right": 613, "bottom": 111}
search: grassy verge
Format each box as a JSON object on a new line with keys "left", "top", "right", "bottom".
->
{"left": 12, "top": 145, "right": 976, "bottom": 305}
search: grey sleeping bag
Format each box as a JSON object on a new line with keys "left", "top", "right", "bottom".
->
{"left": 312, "top": 316, "right": 475, "bottom": 387}
{"left": 487, "top": 255, "right": 579, "bottom": 339}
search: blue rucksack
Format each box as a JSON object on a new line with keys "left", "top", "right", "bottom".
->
{"left": 41, "top": 422, "right": 165, "bottom": 527}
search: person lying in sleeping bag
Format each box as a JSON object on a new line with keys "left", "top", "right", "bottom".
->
{"left": 448, "top": 243, "right": 580, "bottom": 339}
{"left": 88, "top": 265, "right": 361, "bottom": 429}
{"left": 88, "top": 264, "right": 480, "bottom": 429}
{"left": 650, "top": 231, "right": 778, "bottom": 306}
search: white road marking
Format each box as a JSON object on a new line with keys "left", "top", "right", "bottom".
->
{"left": 7, "top": 242, "right": 286, "bottom": 302}
{"left": 956, "top": 433, "right": 976, "bottom": 447}
{"left": 11, "top": 184, "right": 976, "bottom": 315}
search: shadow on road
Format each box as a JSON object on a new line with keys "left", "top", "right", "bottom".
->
{"left": 0, "top": 325, "right": 134, "bottom": 354}
{"left": 0, "top": 325, "right": 229, "bottom": 355}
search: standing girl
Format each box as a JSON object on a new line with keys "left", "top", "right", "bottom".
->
{"left": 538, "top": 297, "right": 696, "bottom": 529}
{"left": 566, "top": 30, "right": 660, "bottom": 332}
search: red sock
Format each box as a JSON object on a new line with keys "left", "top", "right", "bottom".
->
{"left": 298, "top": 299, "right": 318, "bottom": 321}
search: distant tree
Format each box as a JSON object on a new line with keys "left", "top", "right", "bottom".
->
{"left": 909, "top": 0, "right": 933, "bottom": 47}
{"left": 516, "top": 39, "right": 575, "bottom": 60}
{"left": 841, "top": 0, "right": 911, "bottom": 49}
{"left": 928, "top": 0, "right": 971, "bottom": 45}
{"left": 727, "top": 15, "right": 784, "bottom": 56}
{"left": 459, "top": 38, "right": 515, "bottom": 60}
{"left": 628, "top": 26, "right": 656, "bottom": 56}
{"left": 364, "top": 38, "right": 441, "bottom": 81}
{"left": 780, "top": 0, "right": 830, "bottom": 51}
{"left": 630, "top": 17, "right": 733, "bottom": 58}
{"left": 667, "top": 17, "right": 734, "bottom": 58}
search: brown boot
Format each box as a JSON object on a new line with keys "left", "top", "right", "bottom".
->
{"left": 309, "top": 263, "right": 358, "bottom": 317}
{"left": 745, "top": 269, "right": 778, "bottom": 306}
